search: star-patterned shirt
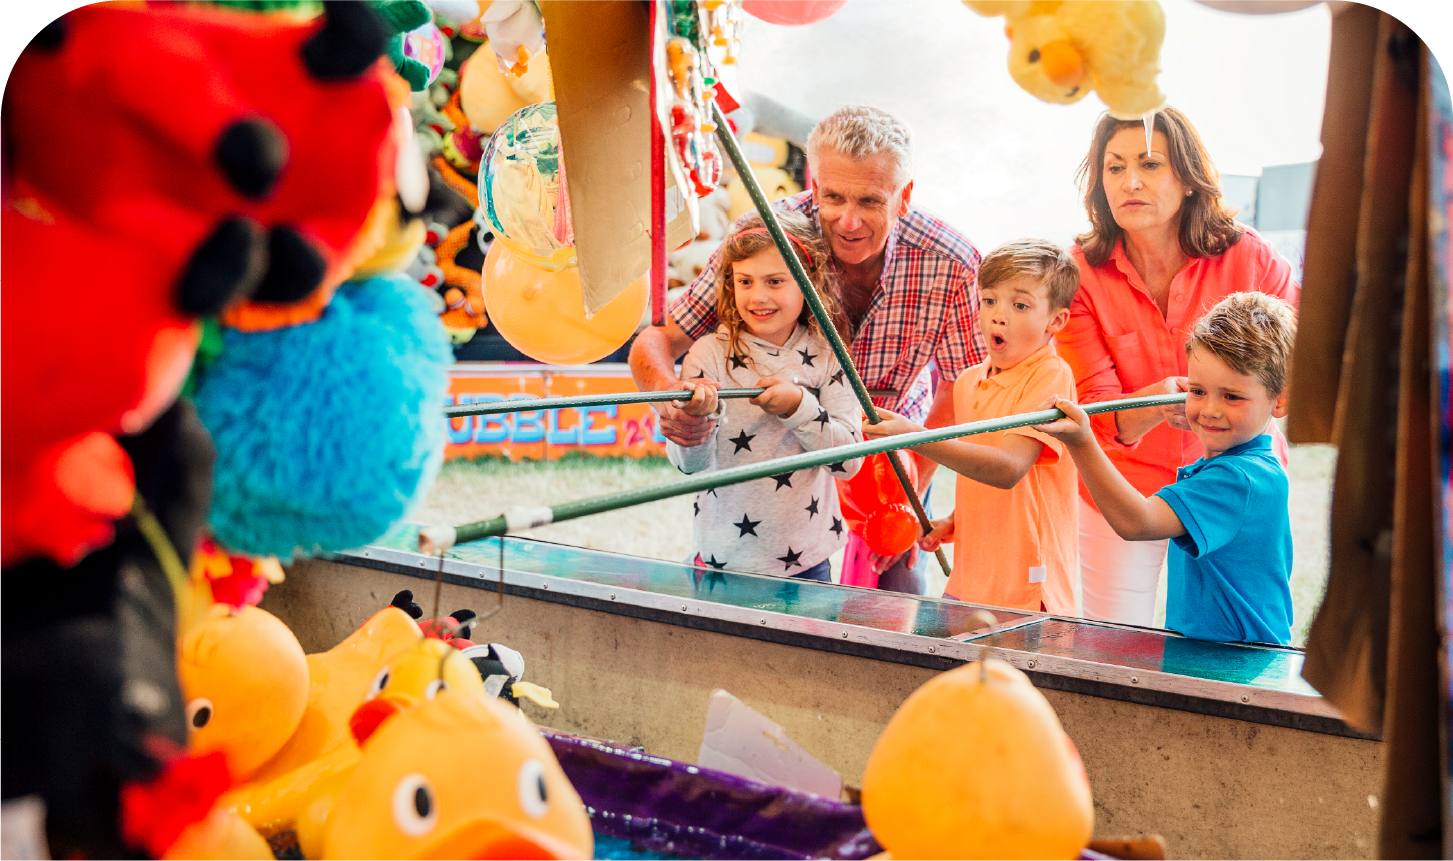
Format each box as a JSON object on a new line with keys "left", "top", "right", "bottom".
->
{"left": 670, "top": 191, "right": 986, "bottom": 424}
{"left": 667, "top": 324, "right": 865, "bottom": 577}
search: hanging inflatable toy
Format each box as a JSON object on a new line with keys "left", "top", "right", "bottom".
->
{"left": 838, "top": 452, "right": 921, "bottom": 556}
{"left": 481, "top": 0, "right": 546, "bottom": 75}
{"left": 742, "top": 0, "right": 850, "bottom": 26}
{"left": 459, "top": 36, "right": 552, "bottom": 136}
{"left": 862, "top": 653, "right": 1095, "bottom": 859}
{"left": 483, "top": 240, "right": 649, "bottom": 365}
{"left": 962, "top": 0, "right": 1168, "bottom": 119}
{"left": 478, "top": 101, "right": 578, "bottom": 271}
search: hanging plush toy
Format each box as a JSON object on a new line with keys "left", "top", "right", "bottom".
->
{"left": 962, "top": 0, "right": 1168, "bottom": 119}
{"left": 481, "top": 0, "right": 546, "bottom": 76}
{"left": 7, "top": 3, "right": 397, "bottom": 333}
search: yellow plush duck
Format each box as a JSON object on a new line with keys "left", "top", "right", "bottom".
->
{"left": 963, "top": 0, "right": 1167, "bottom": 119}
{"left": 860, "top": 658, "right": 1094, "bottom": 859}
{"left": 321, "top": 688, "right": 594, "bottom": 859}
{"left": 225, "top": 606, "right": 424, "bottom": 834}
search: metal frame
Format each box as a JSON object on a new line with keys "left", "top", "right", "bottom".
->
{"left": 334, "top": 537, "right": 1370, "bottom": 740}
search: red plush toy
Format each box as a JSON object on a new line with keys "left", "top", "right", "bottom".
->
{"left": 1, "top": 2, "right": 397, "bottom": 567}
{"left": 6, "top": 3, "right": 396, "bottom": 311}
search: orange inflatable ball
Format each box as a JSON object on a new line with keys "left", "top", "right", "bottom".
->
{"left": 459, "top": 46, "right": 528, "bottom": 134}
{"left": 483, "top": 241, "right": 648, "bottom": 365}
{"left": 178, "top": 604, "right": 310, "bottom": 778}
{"left": 861, "top": 660, "right": 1094, "bottom": 859}
{"left": 864, "top": 502, "right": 918, "bottom": 556}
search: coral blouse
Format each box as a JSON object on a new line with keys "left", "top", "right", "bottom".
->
{"left": 1056, "top": 229, "right": 1300, "bottom": 503}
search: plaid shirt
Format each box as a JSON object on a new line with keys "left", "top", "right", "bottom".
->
{"left": 672, "top": 191, "right": 985, "bottom": 423}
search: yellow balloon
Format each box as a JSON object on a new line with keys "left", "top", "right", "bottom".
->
{"left": 483, "top": 241, "right": 647, "bottom": 365}
{"left": 460, "top": 47, "right": 530, "bottom": 135}
{"left": 178, "top": 604, "right": 310, "bottom": 779}
{"left": 861, "top": 659, "right": 1094, "bottom": 859}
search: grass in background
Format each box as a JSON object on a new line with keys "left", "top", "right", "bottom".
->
{"left": 421, "top": 444, "right": 1335, "bottom": 647}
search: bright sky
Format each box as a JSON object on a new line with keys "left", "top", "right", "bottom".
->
{"left": 733, "top": 0, "right": 1334, "bottom": 250}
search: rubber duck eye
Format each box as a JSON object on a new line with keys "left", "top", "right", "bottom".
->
{"left": 392, "top": 774, "right": 439, "bottom": 836}
{"left": 368, "top": 668, "right": 390, "bottom": 700}
{"left": 517, "top": 759, "right": 549, "bottom": 818}
{"left": 185, "top": 698, "right": 214, "bottom": 732}
{"left": 1028, "top": 48, "right": 1041, "bottom": 63}
{"left": 425, "top": 679, "right": 448, "bottom": 699}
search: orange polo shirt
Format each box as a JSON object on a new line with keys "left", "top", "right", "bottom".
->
{"left": 947, "top": 343, "right": 1078, "bottom": 615}
{"left": 1056, "top": 231, "right": 1299, "bottom": 503}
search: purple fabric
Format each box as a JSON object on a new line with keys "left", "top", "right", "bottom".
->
{"left": 544, "top": 731, "right": 881, "bottom": 860}
{"left": 546, "top": 731, "right": 1110, "bottom": 860}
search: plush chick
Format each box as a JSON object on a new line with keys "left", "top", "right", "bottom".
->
{"left": 322, "top": 689, "right": 594, "bottom": 859}
{"left": 227, "top": 606, "right": 423, "bottom": 833}
{"left": 178, "top": 604, "right": 310, "bottom": 779}
{"left": 964, "top": 0, "right": 1167, "bottom": 119}
{"left": 861, "top": 659, "right": 1094, "bottom": 860}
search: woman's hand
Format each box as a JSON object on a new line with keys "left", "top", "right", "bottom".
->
{"left": 674, "top": 379, "right": 721, "bottom": 417}
{"left": 1113, "top": 376, "right": 1188, "bottom": 444}
{"left": 862, "top": 408, "right": 924, "bottom": 438}
{"left": 918, "top": 515, "right": 955, "bottom": 552}
{"left": 750, "top": 377, "right": 803, "bottom": 417}
{"left": 1033, "top": 396, "right": 1094, "bottom": 446}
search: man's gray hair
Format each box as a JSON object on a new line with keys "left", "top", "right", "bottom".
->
{"left": 805, "top": 105, "right": 913, "bottom": 189}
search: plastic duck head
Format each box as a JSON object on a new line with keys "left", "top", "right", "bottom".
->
{"left": 861, "top": 659, "right": 1093, "bottom": 860}
{"left": 177, "top": 604, "right": 309, "bottom": 778}
{"left": 349, "top": 637, "right": 485, "bottom": 745}
{"left": 324, "top": 689, "right": 593, "bottom": 859}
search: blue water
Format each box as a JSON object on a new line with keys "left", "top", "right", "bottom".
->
{"left": 594, "top": 833, "right": 691, "bottom": 860}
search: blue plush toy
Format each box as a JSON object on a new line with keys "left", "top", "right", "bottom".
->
{"left": 195, "top": 274, "right": 452, "bottom": 557}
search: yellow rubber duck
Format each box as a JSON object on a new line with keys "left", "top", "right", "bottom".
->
{"left": 860, "top": 658, "right": 1094, "bottom": 859}
{"left": 321, "top": 688, "right": 593, "bottom": 859}
{"left": 963, "top": 0, "right": 1167, "bottom": 119}
{"left": 224, "top": 606, "right": 424, "bottom": 834}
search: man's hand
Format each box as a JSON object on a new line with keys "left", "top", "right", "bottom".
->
{"left": 918, "top": 515, "right": 954, "bottom": 552}
{"left": 862, "top": 408, "right": 923, "bottom": 438}
{"left": 675, "top": 379, "right": 721, "bottom": 417}
{"left": 750, "top": 377, "right": 803, "bottom": 418}
{"left": 1032, "top": 396, "right": 1093, "bottom": 447}
{"left": 1146, "top": 376, "right": 1190, "bottom": 430}
{"left": 631, "top": 321, "right": 719, "bottom": 447}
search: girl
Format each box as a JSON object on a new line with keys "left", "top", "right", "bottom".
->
{"left": 667, "top": 211, "right": 864, "bottom": 581}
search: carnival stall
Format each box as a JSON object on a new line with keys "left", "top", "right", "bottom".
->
{"left": 1, "top": 1, "right": 1448, "bottom": 860}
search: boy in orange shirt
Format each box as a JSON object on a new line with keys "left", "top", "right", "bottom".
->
{"left": 864, "top": 240, "right": 1080, "bottom": 613}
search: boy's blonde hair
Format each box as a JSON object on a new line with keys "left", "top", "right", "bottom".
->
{"left": 1185, "top": 292, "right": 1298, "bottom": 395}
{"left": 978, "top": 239, "right": 1080, "bottom": 312}
{"left": 714, "top": 210, "right": 849, "bottom": 381}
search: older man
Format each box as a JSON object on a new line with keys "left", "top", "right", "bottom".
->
{"left": 629, "top": 105, "right": 985, "bottom": 594}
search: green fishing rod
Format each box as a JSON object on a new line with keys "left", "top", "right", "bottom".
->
{"left": 446, "top": 387, "right": 819, "bottom": 419}
{"left": 709, "top": 100, "right": 949, "bottom": 575}
{"left": 417, "top": 393, "right": 1184, "bottom": 553}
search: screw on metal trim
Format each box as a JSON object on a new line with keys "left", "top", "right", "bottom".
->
{"left": 542, "top": 583, "right": 549, "bottom": 589}
{"left": 1241, "top": 695, "right": 1250, "bottom": 703}
{"left": 841, "top": 631, "right": 848, "bottom": 638}
{"left": 1027, "top": 660, "right": 1036, "bottom": 668}
{"left": 1131, "top": 676, "right": 1139, "bottom": 684}
{"left": 681, "top": 604, "right": 687, "bottom": 611}
{"left": 928, "top": 645, "right": 936, "bottom": 653}
{"left": 759, "top": 618, "right": 766, "bottom": 625}
{"left": 609, "top": 593, "right": 616, "bottom": 600}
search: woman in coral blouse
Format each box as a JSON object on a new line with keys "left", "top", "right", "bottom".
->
{"left": 1056, "top": 107, "right": 1300, "bottom": 626}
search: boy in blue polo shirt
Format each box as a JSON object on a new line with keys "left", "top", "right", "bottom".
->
{"left": 1034, "top": 292, "right": 1296, "bottom": 645}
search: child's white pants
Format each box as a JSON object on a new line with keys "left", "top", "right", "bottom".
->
{"left": 1078, "top": 497, "right": 1167, "bottom": 626}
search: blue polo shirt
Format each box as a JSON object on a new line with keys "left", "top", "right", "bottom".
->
{"left": 1154, "top": 435, "right": 1293, "bottom": 645}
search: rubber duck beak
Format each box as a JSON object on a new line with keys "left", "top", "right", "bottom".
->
{"left": 415, "top": 816, "right": 590, "bottom": 860}
{"left": 349, "top": 694, "right": 411, "bottom": 746}
{"left": 1038, "top": 39, "right": 1087, "bottom": 89}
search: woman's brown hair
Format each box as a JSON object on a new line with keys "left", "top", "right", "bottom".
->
{"left": 1074, "top": 106, "right": 1243, "bottom": 268}
{"left": 713, "top": 210, "right": 850, "bottom": 381}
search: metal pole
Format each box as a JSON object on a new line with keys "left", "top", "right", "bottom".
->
{"left": 418, "top": 393, "right": 1185, "bottom": 552}
{"left": 445, "top": 387, "right": 790, "bottom": 418}
{"left": 711, "top": 101, "right": 949, "bottom": 575}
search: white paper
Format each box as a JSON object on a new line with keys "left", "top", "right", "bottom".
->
{"left": 697, "top": 689, "right": 842, "bottom": 799}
